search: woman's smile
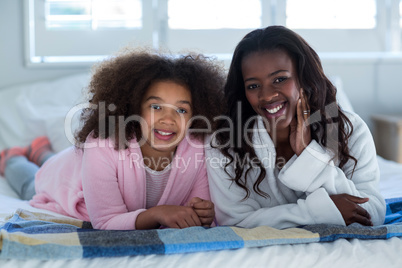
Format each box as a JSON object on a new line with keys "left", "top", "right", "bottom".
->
{"left": 261, "top": 101, "right": 287, "bottom": 119}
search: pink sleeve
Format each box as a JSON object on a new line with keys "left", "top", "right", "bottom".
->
{"left": 81, "top": 145, "right": 144, "bottom": 230}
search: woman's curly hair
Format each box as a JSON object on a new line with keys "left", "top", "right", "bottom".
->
{"left": 75, "top": 48, "right": 226, "bottom": 150}
{"left": 214, "top": 25, "right": 357, "bottom": 199}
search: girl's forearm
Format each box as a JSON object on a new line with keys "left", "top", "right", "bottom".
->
{"left": 135, "top": 208, "right": 161, "bottom": 230}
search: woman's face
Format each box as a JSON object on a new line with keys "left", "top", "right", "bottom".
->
{"left": 242, "top": 49, "right": 300, "bottom": 135}
{"left": 140, "top": 80, "right": 192, "bottom": 157}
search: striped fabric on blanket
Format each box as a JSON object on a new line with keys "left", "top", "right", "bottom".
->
{"left": 1, "top": 198, "right": 402, "bottom": 260}
{"left": 385, "top": 197, "right": 402, "bottom": 224}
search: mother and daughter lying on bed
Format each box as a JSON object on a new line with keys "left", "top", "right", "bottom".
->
{"left": 0, "top": 26, "right": 386, "bottom": 230}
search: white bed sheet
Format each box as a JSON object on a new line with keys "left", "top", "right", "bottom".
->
{"left": 0, "top": 238, "right": 401, "bottom": 268}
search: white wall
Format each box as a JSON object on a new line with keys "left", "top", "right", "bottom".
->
{"left": 1, "top": 0, "right": 402, "bottom": 131}
{"left": 321, "top": 56, "right": 402, "bottom": 129}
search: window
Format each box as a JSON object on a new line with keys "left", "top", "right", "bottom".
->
{"left": 401, "top": 0, "right": 402, "bottom": 27}
{"left": 164, "top": 0, "right": 265, "bottom": 54}
{"left": 284, "top": 0, "right": 401, "bottom": 53}
{"left": 168, "top": 0, "right": 261, "bottom": 29}
{"left": 25, "top": 0, "right": 152, "bottom": 65}
{"left": 24, "top": 0, "right": 402, "bottom": 67}
{"left": 45, "top": 0, "right": 142, "bottom": 30}
{"left": 286, "top": 0, "right": 376, "bottom": 29}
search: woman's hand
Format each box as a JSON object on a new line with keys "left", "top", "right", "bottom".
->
{"left": 289, "top": 88, "right": 311, "bottom": 156}
{"left": 330, "top": 194, "right": 373, "bottom": 226}
{"left": 136, "top": 205, "right": 202, "bottom": 229}
{"left": 187, "top": 197, "right": 215, "bottom": 227}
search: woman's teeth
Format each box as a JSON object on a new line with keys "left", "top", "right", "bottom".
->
{"left": 265, "top": 104, "right": 283, "bottom": 114}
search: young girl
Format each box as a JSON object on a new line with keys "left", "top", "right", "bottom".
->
{"left": 206, "top": 25, "right": 386, "bottom": 229}
{"left": 0, "top": 48, "right": 225, "bottom": 230}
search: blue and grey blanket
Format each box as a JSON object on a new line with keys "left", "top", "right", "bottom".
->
{"left": 1, "top": 198, "right": 402, "bottom": 260}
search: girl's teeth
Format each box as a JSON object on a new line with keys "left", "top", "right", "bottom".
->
{"left": 266, "top": 104, "right": 283, "bottom": 114}
{"left": 157, "top": 130, "right": 173, "bottom": 136}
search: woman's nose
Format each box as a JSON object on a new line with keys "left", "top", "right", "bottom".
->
{"left": 259, "top": 86, "right": 278, "bottom": 101}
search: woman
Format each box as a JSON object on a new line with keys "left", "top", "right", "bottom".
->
{"left": 206, "top": 25, "right": 385, "bottom": 229}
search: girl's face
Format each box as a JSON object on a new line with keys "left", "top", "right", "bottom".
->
{"left": 140, "top": 81, "right": 192, "bottom": 157}
{"left": 242, "top": 49, "right": 300, "bottom": 135}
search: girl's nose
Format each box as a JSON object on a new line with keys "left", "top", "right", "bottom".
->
{"left": 159, "top": 109, "right": 176, "bottom": 125}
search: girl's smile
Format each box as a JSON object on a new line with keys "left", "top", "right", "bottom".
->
{"left": 153, "top": 129, "right": 176, "bottom": 141}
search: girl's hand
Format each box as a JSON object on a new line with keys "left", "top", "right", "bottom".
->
{"left": 187, "top": 197, "right": 215, "bottom": 227}
{"left": 136, "top": 205, "right": 201, "bottom": 229}
{"left": 289, "top": 88, "right": 311, "bottom": 156}
{"left": 330, "top": 194, "right": 373, "bottom": 226}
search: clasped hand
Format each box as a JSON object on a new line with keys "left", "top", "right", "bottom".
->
{"left": 330, "top": 194, "right": 373, "bottom": 226}
{"left": 137, "top": 197, "right": 215, "bottom": 229}
{"left": 186, "top": 197, "right": 215, "bottom": 227}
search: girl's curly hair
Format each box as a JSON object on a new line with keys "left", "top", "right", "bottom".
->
{"left": 75, "top": 48, "right": 226, "bottom": 150}
{"left": 214, "top": 25, "right": 357, "bottom": 199}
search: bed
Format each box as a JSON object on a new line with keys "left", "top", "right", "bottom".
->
{"left": 1, "top": 73, "right": 402, "bottom": 267}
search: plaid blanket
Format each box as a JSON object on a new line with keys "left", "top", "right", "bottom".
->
{"left": 1, "top": 198, "right": 402, "bottom": 260}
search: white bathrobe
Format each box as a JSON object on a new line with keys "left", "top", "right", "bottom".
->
{"left": 206, "top": 111, "right": 386, "bottom": 229}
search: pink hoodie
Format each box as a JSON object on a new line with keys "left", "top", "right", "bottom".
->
{"left": 30, "top": 136, "right": 210, "bottom": 230}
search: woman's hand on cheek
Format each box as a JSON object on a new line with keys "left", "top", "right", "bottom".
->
{"left": 289, "top": 88, "right": 311, "bottom": 156}
{"left": 187, "top": 197, "right": 215, "bottom": 227}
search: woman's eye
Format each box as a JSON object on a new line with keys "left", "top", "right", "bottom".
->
{"left": 151, "top": 104, "right": 161, "bottom": 110}
{"left": 274, "top": 77, "right": 287, "bottom": 83}
{"left": 246, "top": 84, "right": 260, "bottom": 90}
{"left": 177, "top": 108, "right": 187, "bottom": 114}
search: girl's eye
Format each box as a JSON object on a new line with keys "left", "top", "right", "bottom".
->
{"left": 274, "top": 77, "right": 287, "bottom": 83}
{"left": 151, "top": 104, "right": 161, "bottom": 110}
{"left": 177, "top": 108, "right": 187, "bottom": 114}
{"left": 246, "top": 84, "right": 260, "bottom": 90}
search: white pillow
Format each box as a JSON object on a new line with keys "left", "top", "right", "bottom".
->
{"left": 0, "top": 73, "right": 90, "bottom": 152}
{"left": 19, "top": 73, "right": 90, "bottom": 152}
{"left": 0, "top": 88, "right": 27, "bottom": 150}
